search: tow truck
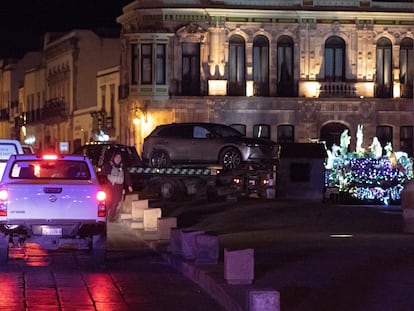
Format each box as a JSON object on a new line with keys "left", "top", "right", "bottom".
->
{"left": 76, "top": 142, "right": 278, "bottom": 201}
{"left": 126, "top": 165, "right": 276, "bottom": 201}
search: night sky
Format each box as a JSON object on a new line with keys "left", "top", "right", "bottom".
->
{"left": 0, "top": 0, "right": 132, "bottom": 58}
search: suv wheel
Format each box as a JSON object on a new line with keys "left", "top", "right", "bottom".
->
{"left": 150, "top": 150, "right": 171, "bottom": 168}
{"left": 220, "top": 147, "right": 242, "bottom": 169}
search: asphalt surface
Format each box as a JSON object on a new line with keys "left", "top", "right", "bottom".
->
{"left": 144, "top": 197, "right": 414, "bottom": 311}
{"left": 0, "top": 222, "right": 226, "bottom": 311}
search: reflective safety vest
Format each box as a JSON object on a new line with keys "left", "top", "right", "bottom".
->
{"left": 108, "top": 165, "right": 124, "bottom": 185}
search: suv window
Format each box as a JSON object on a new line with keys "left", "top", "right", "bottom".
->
{"left": 157, "top": 125, "right": 193, "bottom": 138}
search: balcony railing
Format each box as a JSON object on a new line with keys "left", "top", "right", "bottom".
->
{"left": 319, "top": 82, "right": 357, "bottom": 98}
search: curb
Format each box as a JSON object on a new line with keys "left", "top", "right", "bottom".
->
{"left": 142, "top": 236, "right": 247, "bottom": 311}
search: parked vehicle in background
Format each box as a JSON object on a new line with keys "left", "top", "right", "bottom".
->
{"left": 142, "top": 122, "right": 280, "bottom": 170}
{"left": 74, "top": 143, "right": 145, "bottom": 190}
{"left": 0, "top": 153, "right": 107, "bottom": 263}
{"left": 0, "top": 140, "right": 24, "bottom": 179}
{"left": 22, "top": 144, "right": 35, "bottom": 154}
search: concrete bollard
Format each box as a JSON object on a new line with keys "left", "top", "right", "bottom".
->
{"left": 181, "top": 230, "right": 205, "bottom": 260}
{"left": 157, "top": 217, "right": 177, "bottom": 240}
{"left": 170, "top": 229, "right": 205, "bottom": 259}
{"left": 122, "top": 193, "right": 139, "bottom": 214}
{"left": 131, "top": 200, "right": 149, "bottom": 221}
{"left": 224, "top": 248, "right": 254, "bottom": 285}
{"left": 194, "top": 234, "right": 219, "bottom": 264}
{"left": 143, "top": 208, "right": 162, "bottom": 232}
{"left": 401, "top": 179, "right": 414, "bottom": 233}
{"left": 248, "top": 290, "right": 280, "bottom": 311}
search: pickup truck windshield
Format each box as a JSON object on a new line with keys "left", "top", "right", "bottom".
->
{"left": 10, "top": 160, "right": 91, "bottom": 180}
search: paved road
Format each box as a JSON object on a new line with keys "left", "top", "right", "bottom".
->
{"left": 0, "top": 222, "right": 225, "bottom": 311}
{"left": 159, "top": 197, "right": 414, "bottom": 311}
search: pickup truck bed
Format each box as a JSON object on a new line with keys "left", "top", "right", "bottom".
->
{"left": 0, "top": 154, "right": 107, "bottom": 263}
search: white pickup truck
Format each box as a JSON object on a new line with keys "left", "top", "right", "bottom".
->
{"left": 0, "top": 153, "right": 107, "bottom": 263}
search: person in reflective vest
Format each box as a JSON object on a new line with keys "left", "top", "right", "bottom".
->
{"left": 102, "top": 151, "right": 133, "bottom": 221}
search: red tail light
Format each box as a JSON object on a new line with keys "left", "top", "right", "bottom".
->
{"left": 0, "top": 189, "right": 8, "bottom": 216}
{"left": 97, "top": 190, "right": 106, "bottom": 217}
{"left": 42, "top": 154, "right": 58, "bottom": 160}
{"left": 97, "top": 191, "right": 106, "bottom": 201}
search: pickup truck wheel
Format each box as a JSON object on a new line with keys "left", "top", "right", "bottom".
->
{"left": 150, "top": 150, "right": 171, "bottom": 168}
{"left": 220, "top": 147, "right": 242, "bottom": 170}
{"left": 0, "top": 233, "right": 9, "bottom": 263}
{"left": 91, "top": 233, "right": 107, "bottom": 265}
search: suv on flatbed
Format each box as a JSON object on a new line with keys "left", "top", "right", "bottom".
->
{"left": 142, "top": 122, "right": 280, "bottom": 170}
{"left": 0, "top": 153, "right": 107, "bottom": 263}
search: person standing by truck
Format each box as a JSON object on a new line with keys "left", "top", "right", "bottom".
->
{"left": 102, "top": 151, "right": 133, "bottom": 222}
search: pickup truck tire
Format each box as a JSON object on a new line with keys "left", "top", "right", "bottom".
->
{"left": 91, "top": 233, "right": 107, "bottom": 264}
{"left": 0, "top": 233, "right": 9, "bottom": 263}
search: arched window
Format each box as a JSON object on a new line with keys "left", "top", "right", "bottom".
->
{"left": 253, "top": 124, "right": 271, "bottom": 139}
{"left": 228, "top": 35, "right": 246, "bottom": 96}
{"left": 320, "top": 123, "right": 348, "bottom": 150}
{"left": 277, "top": 36, "right": 295, "bottom": 97}
{"left": 375, "top": 37, "right": 393, "bottom": 98}
{"left": 324, "top": 36, "right": 345, "bottom": 82}
{"left": 253, "top": 36, "right": 269, "bottom": 96}
{"left": 277, "top": 125, "right": 294, "bottom": 143}
{"left": 400, "top": 38, "right": 413, "bottom": 98}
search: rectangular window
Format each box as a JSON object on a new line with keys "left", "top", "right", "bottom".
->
{"left": 141, "top": 44, "right": 152, "bottom": 84}
{"left": 156, "top": 44, "right": 166, "bottom": 85}
{"left": 100, "top": 86, "right": 106, "bottom": 110}
{"left": 131, "top": 44, "right": 138, "bottom": 84}
{"left": 182, "top": 43, "right": 200, "bottom": 95}
{"left": 109, "top": 84, "right": 115, "bottom": 128}
{"left": 400, "top": 126, "right": 413, "bottom": 156}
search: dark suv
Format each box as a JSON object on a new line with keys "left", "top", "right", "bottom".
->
{"left": 142, "top": 122, "right": 280, "bottom": 169}
{"left": 74, "top": 143, "right": 144, "bottom": 189}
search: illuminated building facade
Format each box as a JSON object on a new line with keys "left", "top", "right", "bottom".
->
{"left": 0, "top": 30, "right": 121, "bottom": 152}
{"left": 117, "top": 0, "right": 414, "bottom": 156}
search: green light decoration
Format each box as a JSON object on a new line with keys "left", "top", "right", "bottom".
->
{"left": 325, "top": 125, "right": 413, "bottom": 205}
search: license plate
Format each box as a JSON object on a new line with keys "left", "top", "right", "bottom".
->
{"left": 42, "top": 227, "right": 62, "bottom": 236}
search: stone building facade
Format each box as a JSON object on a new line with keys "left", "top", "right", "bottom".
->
{"left": 116, "top": 0, "right": 413, "bottom": 156}
{"left": 0, "top": 30, "right": 121, "bottom": 153}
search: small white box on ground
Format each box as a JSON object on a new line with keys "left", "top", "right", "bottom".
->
{"left": 143, "top": 208, "right": 162, "bottom": 232}
{"left": 248, "top": 290, "right": 280, "bottom": 311}
{"left": 157, "top": 217, "right": 177, "bottom": 240}
{"left": 131, "top": 200, "right": 149, "bottom": 221}
{"left": 224, "top": 248, "right": 254, "bottom": 285}
{"left": 195, "top": 234, "right": 219, "bottom": 264}
{"left": 122, "top": 193, "right": 139, "bottom": 213}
